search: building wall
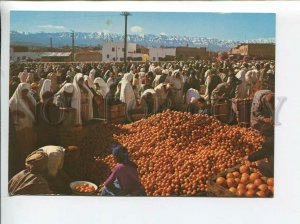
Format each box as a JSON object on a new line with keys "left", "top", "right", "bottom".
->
{"left": 10, "top": 52, "right": 42, "bottom": 61}
{"left": 75, "top": 52, "right": 102, "bottom": 61}
{"left": 175, "top": 47, "right": 208, "bottom": 60}
{"left": 248, "top": 44, "right": 275, "bottom": 60}
{"left": 126, "top": 52, "right": 147, "bottom": 61}
{"left": 102, "top": 42, "right": 137, "bottom": 62}
{"left": 230, "top": 44, "right": 275, "bottom": 60}
{"left": 41, "top": 56, "right": 72, "bottom": 62}
{"left": 148, "top": 47, "right": 176, "bottom": 62}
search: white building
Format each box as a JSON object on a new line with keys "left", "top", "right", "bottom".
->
{"left": 148, "top": 47, "right": 176, "bottom": 62}
{"left": 102, "top": 41, "right": 144, "bottom": 62}
{"left": 10, "top": 50, "right": 43, "bottom": 62}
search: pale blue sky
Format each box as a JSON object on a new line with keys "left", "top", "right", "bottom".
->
{"left": 11, "top": 11, "right": 275, "bottom": 41}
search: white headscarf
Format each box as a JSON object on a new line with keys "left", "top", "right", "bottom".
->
{"left": 89, "top": 69, "right": 96, "bottom": 82}
{"left": 94, "top": 77, "right": 109, "bottom": 97}
{"left": 18, "top": 71, "right": 29, "bottom": 83}
{"left": 53, "top": 83, "right": 74, "bottom": 105}
{"left": 120, "top": 73, "right": 136, "bottom": 111}
{"left": 84, "top": 75, "right": 95, "bottom": 90}
{"left": 186, "top": 88, "right": 200, "bottom": 104}
{"left": 39, "top": 79, "right": 52, "bottom": 102}
{"left": 9, "top": 83, "right": 36, "bottom": 130}
{"left": 71, "top": 73, "right": 94, "bottom": 125}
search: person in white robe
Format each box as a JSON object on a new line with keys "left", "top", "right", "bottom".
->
{"left": 235, "top": 64, "right": 249, "bottom": 99}
{"left": 71, "top": 73, "right": 94, "bottom": 125}
{"left": 120, "top": 73, "right": 136, "bottom": 113}
{"left": 94, "top": 77, "right": 109, "bottom": 98}
{"left": 39, "top": 79, "right": 52, "bottom": 103}
{"left": 140, "top": 88, "right": 158, "bottom": 114}
{"left": 9, "top": 83, "right": 37, "bottom": 161}
{"left": 89, "top": 69, "right": 96, "bottom": 82}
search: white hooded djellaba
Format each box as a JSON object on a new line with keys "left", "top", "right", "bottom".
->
{"left": 120, "top": 73, "right": 136, "bottom": 112}
{"left": 9, "top": 83, "right": 36, "bottom": 131}
{"left": 94, "top": 77, "right": 109, "bottom": 98}
{"left": 9, "top": 83, "right": 37, "bottom": 159}
{"left": 39, "top": 79, "right": 52, "bottom": 103}
{"left": 71, "top": 73, "right": 94, "bottom": 125}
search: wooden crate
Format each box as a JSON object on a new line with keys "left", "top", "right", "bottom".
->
{"left": 107, "top": 103, "right": 126, "bottom": 119}
{"left": 207, "top": 165, "right": 240, "bottom": 197}
{"left": 236, "top": 99, "right": 253, "bottom": 127}
{"left": 99, "top": 103, "right": 127, "bottom": 123}
{"left": 212, "top": 101, "right": 231, "bottom": 124}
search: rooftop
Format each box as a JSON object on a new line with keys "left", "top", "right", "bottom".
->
{"left": 40, "top": 52, "right": 72, "bottom": 57}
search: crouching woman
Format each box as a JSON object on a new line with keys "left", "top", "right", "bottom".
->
{"left": 101, "top": 145, "right": 145, "bottom": 196}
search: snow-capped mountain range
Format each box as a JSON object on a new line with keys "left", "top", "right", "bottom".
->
{"left": 10, "top": 31, "right": 275, "bottom": 52}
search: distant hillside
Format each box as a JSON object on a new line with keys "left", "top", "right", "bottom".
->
{"left": 10, "top": 31, "right": 275, "bottom": 52}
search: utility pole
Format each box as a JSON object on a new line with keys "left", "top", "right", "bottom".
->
{"left": 121, "top": 12, "right": 131, "bottom": 72}
{"left": 50, "top": 37, "right": 53, "bottom": 50}
{"left": 71, "top": 30, "right": 75, "bottom": 61}
{"left": 116, "top": 42, "right": 118, "bottom": 61}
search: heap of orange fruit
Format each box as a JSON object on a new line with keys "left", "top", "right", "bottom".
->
{"left": 95, "top": 110, "right": 265, "bottom": 196}
{"left": 215, "top": 164, "right": 274, "bottom": 197}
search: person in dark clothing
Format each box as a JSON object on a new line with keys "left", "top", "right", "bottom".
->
{"left": 227, "top": 68, "right": 242, "bottom": 98}
{"left": 251, "top": 90, "right": 274, "bottom": 130}
{"left": 105, "top": 83, "right": 121, "bottom": 105}
{"left": 9, "top": 76, "right": 20, "bottom": 98}
{"left": 9, "top": 151, "right": 52, "bottom": 195}
{"left": 211, "top": 82, "right": 232, "bottom": 105}
{"left": 207, "top": 69, "right": 222, "bottom": 105}
{"left": 184, "top": 70, "right": 201, "bottom": 95}
{"left": 36, "top": 91, "right": 62, "bottom": 147}
{"left": 247, "top": 125, "right": 274, "bottom": 177}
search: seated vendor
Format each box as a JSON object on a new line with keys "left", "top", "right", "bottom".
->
{"left": 9, "top": 151, "right": 52, "bottom": 195}
{"left": 101, "top": 145, "right": 145, "bottom": 196}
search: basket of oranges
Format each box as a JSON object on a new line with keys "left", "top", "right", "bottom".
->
{"left": 70, "top": 181, "right": 98, "bottom": 195}
{"left": 207, "top": 164, "right": 274, "bottom": 197}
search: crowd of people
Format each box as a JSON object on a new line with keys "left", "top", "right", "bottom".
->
{"left": 8, "top": 59, "right": 275, "bottom": 195}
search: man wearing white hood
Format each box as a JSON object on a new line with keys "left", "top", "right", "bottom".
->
{"left": 71, "top": 73, "right": 94, "bottom": 125}
{"left": 235, "top": 63, "right": 249, "bottom": 99}
{"left": 120, "top": 73, "right": 136, "bottom": 113}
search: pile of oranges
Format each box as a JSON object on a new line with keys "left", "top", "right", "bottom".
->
{"left": 96, "top": 110, "right": 265, "bottom": 196}
{"left": 215, "top": 165, "right": 274, "bottom": 197}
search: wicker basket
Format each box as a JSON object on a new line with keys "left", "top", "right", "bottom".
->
{"left": 207, "top": 165, "right": 240, "bottom": 197}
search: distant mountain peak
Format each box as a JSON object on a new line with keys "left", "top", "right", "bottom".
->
{"left": 10, "top": 30, "right": 275, "bottom": 52}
